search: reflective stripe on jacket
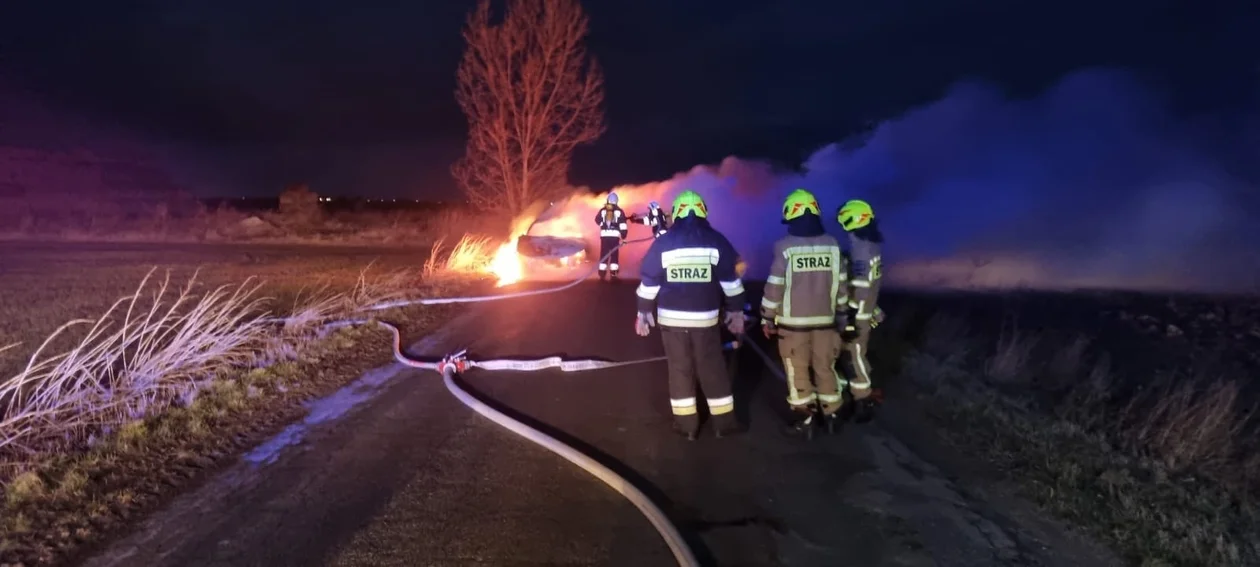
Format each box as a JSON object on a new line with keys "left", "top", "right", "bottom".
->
{"left": 846, "top": 234, "right": 881, "bottom": 321}
{"left": 636, "top": 217, "right": 745, "bottom": 328}
{"left": 760, "top": 234, "right": 848, "bottom": 330}
{"left": 595, "top": 206, "right": 628, "bottom": 239}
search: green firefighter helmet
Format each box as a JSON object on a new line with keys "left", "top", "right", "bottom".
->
{"left": 782, "top": 188, "right": 821, "bottom": 221}
{"left": 672, "top": 190, "right": 708, "bottom": 219}
{"left": 837, "top": 199, "right": 874, "bottom": 231}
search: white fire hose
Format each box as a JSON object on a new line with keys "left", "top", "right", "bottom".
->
{"left": 355, "top": 319, "right": 698, "bottom": 567}
{"left": 300, "top": 237, "right": 787, "bottom": 566}
{"left": 301, "top": 238, "right": 703, "bottom": 566}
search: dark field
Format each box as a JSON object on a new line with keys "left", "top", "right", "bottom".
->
{"left": 872, "top": 287, "right": 1260, "bottom": 566}
{"left": 0, "top": 241, "right": 436, "bottom": 378}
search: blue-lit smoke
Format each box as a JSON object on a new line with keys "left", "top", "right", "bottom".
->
{"left": 608, "top": 68, "right": 1260, "bottom": 293}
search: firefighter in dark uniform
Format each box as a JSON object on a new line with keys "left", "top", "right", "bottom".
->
{"left": 635, "top": 190, "right": 747, "bottom": 440}
{"left": 639, "top": 200, "right": 670, "bottom": 238}
{"left": 594, "top": 192, "right": 629, "bottom": 280}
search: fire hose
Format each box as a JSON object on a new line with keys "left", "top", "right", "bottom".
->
{"left": 299, "top": 237, "right": 706, "bottom": 566}
{"left": 297, "top": 237, "right": 786, "bottom": 566}
{"left": 348, "top": 319, "right": 699, "bottom": 567}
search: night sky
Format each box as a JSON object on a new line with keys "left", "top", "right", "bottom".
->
{"left": 1, "top": 0, "right": 1256, "bottom": 199}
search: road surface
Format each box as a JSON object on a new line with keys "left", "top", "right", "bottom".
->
{"left": 82, "top": 280, "right": 1118, "bottom": 567}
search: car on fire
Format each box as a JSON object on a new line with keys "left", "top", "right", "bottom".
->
{"left": 515, "top": 233, "right": 590, "bottom": 268}
{"left": 514, "top": 200, "right": 593, "bottom": 268}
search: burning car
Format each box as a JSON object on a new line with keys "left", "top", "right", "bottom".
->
{"left": 511, "top": 199, "right": 594, "bottom": 269}
{"left": 515, "top": 233, "right": 590, "bottom": 268}
{"left": 486, "top": 193, "right": 658, "bottom": 286}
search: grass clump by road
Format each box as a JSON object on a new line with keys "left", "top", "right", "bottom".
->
{"left": 879, "top": 292, "right": 1260, "bottom": 567}
{"left": 0, "top": 242, "right": 488, "bottom": 566}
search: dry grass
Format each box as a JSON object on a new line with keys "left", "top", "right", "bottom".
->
{"left": 0, "top": 261, "right": 436, "bottom": 475}
{"left": 896, "top": 309, "right": 1260, "bottom": 566}
{"left": 0, "top": 240, "right": 487, "bottom": 565}
{"left": 424, "top": 234, "right": 501, "bottom": 278}
{"left": 1120, "top": 374, "right": 1251, "bottom": 476}
{"left": 0, "top": 325, "right": 410, "bottom": 565}
{"left": 0, "top": 243, "right": 437, "bottom": 377}
{"left": 0, "top": 271, "right": 270, "bottom": 459}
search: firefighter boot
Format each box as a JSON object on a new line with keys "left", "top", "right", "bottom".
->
{"left": 673, "top": 423, "right": 698, "bottom": 441}
{"left": 711, "top": 413, "right": 744, "bottom": 438}
{"left": 854, "top": 398, "right": 878, "bottom": 424}
{"left": 823, "top": 411, "right": 842, "bottom": 435}
{"left": 783, "top": 409, "right": 816, "bottom": 440}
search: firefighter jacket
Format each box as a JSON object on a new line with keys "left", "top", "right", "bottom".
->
{"left": 846, "top": 232, "right": 882, "bottom": 324}
{"left": 761, "top": 233, "right": 849, "bottom": 330}
{"left": 641, "top": 208, "right": 669, "bottom": 237}
{"left": 636, "top": 216, "right": 745, "bottom": 328}
{"left": 595, "top": 205, "right": 629, "bottom": 239}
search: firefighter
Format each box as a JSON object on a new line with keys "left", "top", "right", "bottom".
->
{"left": 837, "top": 199, "right": 884, "bottom": 423}
{"left": 639, "top": 200, "right": 670, "bottom": 238}
{"left": 635, "top": 190, "right": 747, "bottom": 440}
{"left": 593, "top": 192, "right": 629, "bottom": 280}
{"left": 760, "top": 189, "right": 850, "bottom": 438}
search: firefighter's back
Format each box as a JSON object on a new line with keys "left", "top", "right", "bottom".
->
{"left": 772, "top": 233, "right": 847, "bottom": 329}
{"left": 647, "top": 218, "right": 734, "bottom": 327}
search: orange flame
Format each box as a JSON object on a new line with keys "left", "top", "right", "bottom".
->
{"left": 482, "top": 186, "right": 673, "bottom": 285}
{"left": 484, "top": 203, "right": 550, "bottom": 286}
{"left": 487, "top": 239, "right": 523, "bottom": 286}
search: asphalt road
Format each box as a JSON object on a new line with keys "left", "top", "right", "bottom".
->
{"left": 82, "top": 279, "right": 1119, "bottom": 567}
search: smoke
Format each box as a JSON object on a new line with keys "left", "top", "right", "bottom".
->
{"left": 529, "top": 67, "right": 1260, "bottom": 293}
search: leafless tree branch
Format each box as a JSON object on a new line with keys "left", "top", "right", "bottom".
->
{"left": 453, "top": 0, "right": 606, "bottom": 214}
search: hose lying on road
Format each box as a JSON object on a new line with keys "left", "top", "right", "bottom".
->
{"left": 365, "top": 236, "right": 655, "bottom": 310}
{"left": 364, "top": 319, "right": 700, "bottom": 567}
{"left": 300, "top": 236, "right": 762, "bottom": 566}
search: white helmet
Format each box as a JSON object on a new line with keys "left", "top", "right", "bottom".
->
{"left": 649, "top": 201, "right": 659, "bottom": 209}
{"left": 607, "top": 192, "right": 619, "bottom": 205}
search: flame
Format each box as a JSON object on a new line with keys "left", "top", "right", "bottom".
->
{"left": 485, "top": 206, "right": 545, "bottom": 287}
{"left": 480, "top": 186, "right": 673, "bottom": 286}
{"left": 488, "top": 239, "right": 523, "bottom": 286}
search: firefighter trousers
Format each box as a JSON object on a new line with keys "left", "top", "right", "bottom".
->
{"left": 598, "top": 236, "right": 621, "bottom": 278}
{"left": 841, "top": 322, "right": 873, "bottom": 400}
{"left": 777, "top": 328, "right": 846, "bottom": 415}
{"left": 659, "top": 325, "right": 736, "bottom": 432}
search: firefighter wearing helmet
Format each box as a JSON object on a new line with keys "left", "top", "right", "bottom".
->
{"left": 635, "top": 190, "right": 746, "bottom": 440}
{"left": 593, "top": 192, "right": 629, "bottom": 281}
{"left": 760, "top": 189, "right": 850, "bottom": 438}
{"left": 837, "top": 199, "right": 883, "bottom": 423}
{"left": 639, "top": 200, "right": 670, "bottom": 238}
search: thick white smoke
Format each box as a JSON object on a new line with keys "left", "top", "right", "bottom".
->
{"left": 532, "top": 67, "right": 1260, "bottom": 293}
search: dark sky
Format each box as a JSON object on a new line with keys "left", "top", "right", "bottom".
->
{"left": 1, "top": 0, "right": 1256, "bottom": 198}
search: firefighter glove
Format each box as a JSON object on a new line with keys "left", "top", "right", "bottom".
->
{"left": 634, "top": 311, "right": 655, "bottom": 337}
{"left": 724, "top": 311, "right": 745, "bottom": 336}
{"left": 834, "top": 312, "right": 849, "bottom": 332}
{"left": 762, "top": 320, "right": 777, "bottom": 339}
{"left": 871, "top": 306, "right": 886, "bottom": 329}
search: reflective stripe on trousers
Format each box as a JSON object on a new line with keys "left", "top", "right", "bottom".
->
{"left": 660, "top": 326, "right": 736, "bottom": 431}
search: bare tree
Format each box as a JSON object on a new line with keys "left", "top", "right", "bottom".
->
{"left": 453, "top": 0, "right": 605, "bottom": 214}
